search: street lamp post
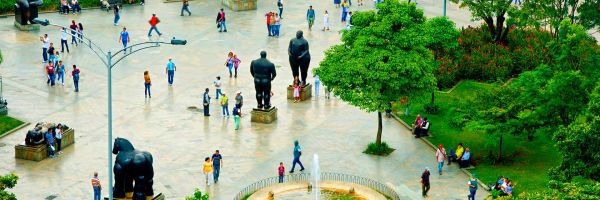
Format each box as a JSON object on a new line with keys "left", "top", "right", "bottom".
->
{"left": 33, "top": 18, "right": 186, "bottom": 200}
{"left": 443, "top": 0, "right": 447, "bottom": 17}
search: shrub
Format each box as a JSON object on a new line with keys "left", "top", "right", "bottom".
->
{"left": 435, "top": 55, "right": 460, "bottom": 89}
{"left": 185, "top": 188, "right": 209, "bottom": 200}
{"left": 363, "top": 142, "right": 394, "bottom": 156}
{"left": 424, "top": 104, "right": 440, "bottom": 114}
{"left": 0, "top": 173, "right": 19, "bottom": 200}
{"left": 508, "top": 28, "right": 553, "bottom": 74}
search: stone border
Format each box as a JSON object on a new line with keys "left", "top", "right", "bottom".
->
{"left": 0, "top": 121, "right": 30, "bottom": 139}
{"left": 389, "top": 113, "right": 490, "bottom": 191}
{"left": 249, "top": 181, "right": 387, "bottom": 200}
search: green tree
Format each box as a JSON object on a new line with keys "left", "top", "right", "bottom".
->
{"left": 316, "top": 1, "right": 438, "bottom": 148}
{"left": 450, "top": 0, "right": 514, "bottom": 43}
{"left": 185, "top": 188, "right": 209, "bottom": 200}
{"left": 0, "top": 173, "right": 18, "bottom": 200}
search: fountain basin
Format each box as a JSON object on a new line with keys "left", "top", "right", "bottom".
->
{"left": 248, "top": 181, "right": 387, "bottom": 200}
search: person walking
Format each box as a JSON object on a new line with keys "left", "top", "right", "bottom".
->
{"left": 113, "top": 2, "right": 120, "bottom": 26}
{"left": 235, "top": 91, "right": 243, "bottom": 109}
{"left": 306, "top": 6, "right": 315, "bottom": 30}
{"left": 211, "top": 150, "right": 223, "bottom": 183}
{"left": 40, "top": 34, "right": 50, "bottom": 63}
{"left": 46, "top": 61, "right": 56, "bottom": 86}
{"left": 47, "top": 43, "right": 56, "bottom": 64}
{"left": 232, "top": 105, "right": 241, "bottom": 130}
{"left": 314, "top": 75, "right": 320, "bottom": 97}
{"left": 144, "top": 71, "right": 152, "bottom": 98}
{"left": 203, "top": 88, "right": 211, "bottom": 116}
{"left": 119, "top": 27, "right": 131, "bottom": 53}
{"left": 216, "top": 8, "right": 227, "bottom": 32}
{"left": 72, "top": 65, "right": 80, "bottom": 92}
{"left": 421, "top": 168, "right": 431, "bottom": 197}
{"left": 203, "top": 157, "right": 213, "bottom": 186}
{"left": 60, "top": 28, "right": 70, "bottom": 53}
{"left": 322, "top": 10, "right": 330, "bottom": 31}
{"left": 214, "top": 76, "right": 222, "bottom": 99}
{"left": 180, "top": 0, "right": 191, "bottom": 16}
{"left": 166, "top": 57, "right": 176, "bottom": 85}
{"left": 69, "top": 20, "right": 78, "bottom": 46}
{"left": 277, "top": 0, "right": 283, "bottom": 18}
{"left": 220, "top": 92, "right": 229, "bottom": 117}
{"left": 278, "top": 162, "right": 285, "bottom": 183}
{"left": 225, "top": 52, "right": 234, "bottom": 77}
{"left": 148, "top": 14, "right": 162, "bottom": 37}
{"left": 436, "top": 144, "right": 447, "bottom": 175}
{"left": 77, "top": 23, "right": 84, "bottom": 43}
{"left": 91, "top": 172, "right": 102, "bottom": 200}
{"left": 468, "top": 174, "right": 478, "bottom": 200}
{"left": 289, "top": 140, "right": 305, "bottom": 173}
{"left": 56, "top": 61, "right": 65, "bottom": 86}
{"left": 232, "top": 54, "right": 241, "bottom": 78}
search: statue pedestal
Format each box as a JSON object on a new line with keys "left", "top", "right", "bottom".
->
{"left": 287, "top": 84, "right": 313, "bottom": 101}
{"left": 14, "top": 22, "right": 39, "bottom": 31}
{"left": 221, "top": 0, "right": 257, "bottom": 11}
{"left": 0, "top": 105, "right": 7, "bottom": 115}
{"left": 251, "top": 107, "right": 278, "bottom": 124}
{"left": 107, "top": 193, "right": 165, "bottom": 200}
{"left": 14, "top": 129, "right": 75, "bottom": 161}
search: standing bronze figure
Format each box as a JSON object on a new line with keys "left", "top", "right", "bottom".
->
{"left": 112, "top": 138, "right": 154, "bottom": 200}
{"left": 288, "top": 30, "right": 311, "bottom": 85}
{"left": 250, "top": 51, "right": 277, "bottom": 109}
{"left": 15, "top": 0, "right": 43, "bottom": 25}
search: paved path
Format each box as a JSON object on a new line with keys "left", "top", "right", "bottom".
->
{"left": 0, "top": 0, "right": 486, "bottom": 199}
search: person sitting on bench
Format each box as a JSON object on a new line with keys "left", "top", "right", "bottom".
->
{"left": 447, "top": 143, "right": 464, "bottom": 165}
{"left": 415, "top": 117, "right": 430, "bottom": 138}
{"left": 460, "top": 147, "right": 471, "bottom": 168}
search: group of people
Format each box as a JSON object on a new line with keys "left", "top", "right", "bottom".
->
{"left": 412, "top": 114, "right": 430, "bottom": 138}
{"left": 447, "top": 142, "right": 472, "bottom": 168}
{"left": 59, "top": 0, "right": 81, "bottom": 15}
{"left": 203, "top": 76, "right": 244, "bottom": 129}
{"left": 39, "top": 21, "right": 83, "bottom": 92}
{"left": 202, "top": 150, "right": 224, "bottom": 185}
{"left": 492, "top": 176, "right": 514, "bottom": 197}
{"left": 141, "top": 57, "right": 177, "bottom": 98}
{"left": 264, "top": 11, "right": 282, "bottom": 37}
{"left": 35, "top": 122, "right": 67, "bottom": 158}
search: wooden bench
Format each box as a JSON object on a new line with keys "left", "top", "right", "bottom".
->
{"left": 15, "top": 129, "right": 75, "bottom": 161}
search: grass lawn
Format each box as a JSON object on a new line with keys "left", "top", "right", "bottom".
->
{"left": 394, "top": 81, "right": 560, "bottom": 195}
{"left": 0, "top": 115, "right": 24, "bottom": 137}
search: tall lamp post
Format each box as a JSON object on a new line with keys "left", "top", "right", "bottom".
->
{"left": 443, "top": 0, "right": 447, "bottom": 17}
{"left": 33, "top": 18, "right": 186, "bottom": 200}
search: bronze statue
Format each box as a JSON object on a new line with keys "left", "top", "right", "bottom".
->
{"left": 15, "top": 0, "right": 43, "bottom": 25}
{"left": 112, "top": 138, "right": 154, "bottom": 200}
{"left": 25, "top": 129, "right": 44, "bottom": 145}
{"left": 250, "top": 51, "right": 277, "bottom": 109}
{"left": 288, "top": 30, "right": 311, "bottom": 85}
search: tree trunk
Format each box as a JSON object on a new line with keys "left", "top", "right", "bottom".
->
{"left": 376, "top": 112, "right": 383, "bottom": 145}
{"left": 497, "top": 134, "right": 504, "bottom": 162}
{"left": 484, "top": 17, "right": 496, "bottom": 39}
{"left": 431, "top": 92, "right": 435, "bottom": 104}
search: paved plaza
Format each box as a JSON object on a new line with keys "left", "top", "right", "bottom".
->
{"left": 0, "top": 0, "right": 486, "bottom": 199}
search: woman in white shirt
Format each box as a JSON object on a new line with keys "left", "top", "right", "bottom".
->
{"left": 55, "top": 124, "right": 64, "bottom": 154}
{"left": 323, "top": 10, "right": 330, "bottom": 31}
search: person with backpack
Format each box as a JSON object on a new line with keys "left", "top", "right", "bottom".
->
{"left": 468, "top": 174, "right": 479, "bottom": 200}
{"left": 72, "top": 65, "right": 80, "bottom": 92}
{"left": 289, "top": 140, "right": 305, "bottom": 173}
{"left": 148, "top": 14, "right": 162, "bottom": 37}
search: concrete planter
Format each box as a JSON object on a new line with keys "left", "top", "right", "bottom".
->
{"left": 15, "top": 128, "right": 75, "bottom": 161}
{"left": 221, "top": 0, "right": 257, "bottom": 11}
{"left": 251, "top": 107, "right": 277, "bottom": 124}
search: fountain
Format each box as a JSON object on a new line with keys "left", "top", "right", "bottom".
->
{"left": 312, "top": 154, "right": 320, "bottom": 200}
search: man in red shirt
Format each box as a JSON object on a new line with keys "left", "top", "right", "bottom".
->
{"left": 46, "top": 62, "right": 56, "bottom": 86}
{"left": 265, "top": 12, "right": 273, "bottom": 36}
{"left": 148, "top": 14, "right": 162, "bottom": 37}
{"left": 216, "top": 8, "right": 227, "bottom": 32}
{"left": 69, "top": 20, "right": 78, "bottom": 46}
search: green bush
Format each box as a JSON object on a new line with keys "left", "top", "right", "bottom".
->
{"left": 0, "top": 173, "right": 19, "bottom": 200}
{"left": 424, "top": 104, "right": 440, "bottom": 114}
{"left": 363, "top": 142, "right": 394, "bottom": 156}
{"left": 185, "top": 188, "right": 209, "bottom": 200}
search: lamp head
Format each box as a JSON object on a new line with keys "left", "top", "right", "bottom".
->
{"left": 170, "top": 37, "right": 187, "bottom": 45}
{"left": 32, "top": 18, "right": 49, "bottom": 26}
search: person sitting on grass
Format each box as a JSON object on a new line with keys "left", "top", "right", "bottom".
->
{"left": 447, "top": 143, "right": 464, "bottom": 165}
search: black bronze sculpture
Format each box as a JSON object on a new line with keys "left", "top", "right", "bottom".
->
{"left": 15, "top": 0, "right": 43, "bottom": 25}
{"left": 25, "top": 129, "right": 44, "bottom": 145}
{"left": 250, "top": 51, "right": 277, "bottom": 109}
{"left": 288, "top": 30, "right": 311, "bottom": 85}
{"left": 113, "top": 138, "right": 154, "bottom": 200}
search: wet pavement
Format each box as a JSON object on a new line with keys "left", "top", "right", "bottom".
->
{"left": 0, "top": 0, "right": 486, "bottom": 199}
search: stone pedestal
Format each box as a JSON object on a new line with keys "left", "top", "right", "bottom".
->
{"left": 221, "top": 0, "right": 257, "bottom": 11}
{"left": 15, "top": 129, "right": 75, "bottom": 161}
{"left": 14, "top": 22, "right": 40, "bottom": 31}
{"left": 106, "top": 193, "right": 164, "bottom": 200}
{"left": 251, "top": 107, "right": 277, "bottom": 124}
{"left": 287, "top": 84, "right": 313, "bottom": 101}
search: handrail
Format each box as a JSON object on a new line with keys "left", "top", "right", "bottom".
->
{"left": 233, "top": 172, "right": 400, "bottom": 200}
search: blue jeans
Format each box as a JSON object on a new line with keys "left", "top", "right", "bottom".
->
{"left": 213, "top": 166, "right": 220, "bottom": 182}
{"left": 73, "top": 78, "right": 79, "bottom": 92}
{"left": 219, "top": 21, "right": 227, "bottom": 32}
{"left": 61, "top": 39, "right": 69, "bottom": 52}
{"left": 468, "top": 189, "right": 476, "bottom": 200}
{"left": 42, "top": 48, "right": 48, "bottom": 62}
{"left": 122, "top": 41, "right": 128, "bottom": 53}
{"left": 71, "top": 31, "right": 78, "bottom": 45}
{"left": 438, "top": 161, "right": 444, "bottom": 173}
{"left": 57, "top": 72, "right": 64, "bottom": 84}
{"left": 167, "top": 70, "right": 174, "bottom": 84}
{"left": 48, "top": 73, "right": 55, "bottom": 86}
{"left": 145, "top": 83, "right": 151, "bottom": 97}
{"left": 93, "top": 187, "right": 101, "bottom": 200}
{"left": 273, "top": 25, "right": 280, "bottom": 36}
{"left": 181, "top": 5, "right": 191, "bottom": 16}
{"left": 216, "top": 89, "right": 222, "bottom": 99}
{"left": 267, "top": 24, "right": 272, "bottom": 36}
{"left": 114, "top": 13, "right": 120, "bottom": 24}
{"left": 222, "top": 105, "right": 229, "bottom": 116}
{"left": 278, "top": 175, "right": 284, "bottom": 183}
{"left": 148, "top": 26, "right": 162, "bottom": 36}
{"left": 279, "top": 7, "right": 283, "bottom": 17}
{"left": 291, "top": 157, "right": 304, "bottom": 172}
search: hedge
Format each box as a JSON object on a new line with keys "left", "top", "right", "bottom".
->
{"left": 1, "top": 0, "right": 140, "bottom": 15}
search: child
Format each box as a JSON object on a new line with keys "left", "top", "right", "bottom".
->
{"left": 203, "top": 157, "right": 213, "bottom": 186}
{"left": 220, "top": 92, "right": 229, "bottom": 117}
{"left": 323, "top": 11, "right": 330, "bottom": 31}
{"left": 214, "top": 76, "right": 222, "bottom": 99}
{"left": 225, "top": 52, "right": 234, "bottom": 77}
{"left": 278, "top": 162, "right": 285, "bottom": 183}
{"left": 232, "top": 105, "right": 241, "bottom": 130}
{"left": 232, "top": 55, "right": 241, "bottom": 78}
{"left": 293, "top": 77, "right": 301, "bottom": 103}
{"left": 56, "top": 61, "right": 66, "bottom": 86}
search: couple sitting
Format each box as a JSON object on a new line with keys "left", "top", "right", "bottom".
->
{"left": 412, "top": 114, "right": 430, "bottom": 138}
{"left": 492, "top": 176, "right": 514, "bottom": 196}
{"left": 447, "top": 143, "right": 472, "bottom": 168}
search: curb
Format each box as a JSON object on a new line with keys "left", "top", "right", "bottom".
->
{"left": 0, "top": 121, "right": 31, "bottom": 139}
{"left": 390, "top": 113, "right": 491, "bottom": 191}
